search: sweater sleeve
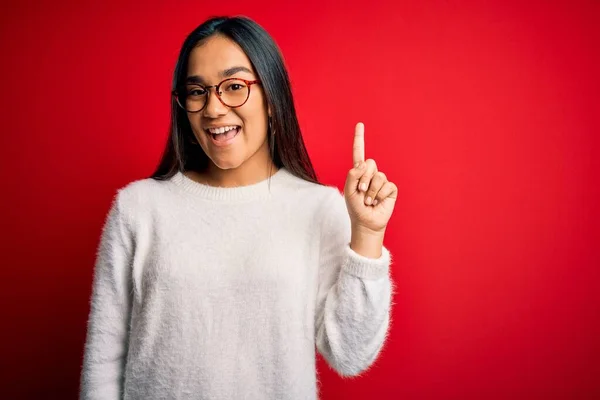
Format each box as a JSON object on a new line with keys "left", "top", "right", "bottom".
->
{"left": 80, "top": 191, "right": 134, "bottom": 400}
{"left": 315, "top": 188, "right": 394, "bottom": 377}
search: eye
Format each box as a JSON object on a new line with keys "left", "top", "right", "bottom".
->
{"left": 187, "top": 86, "right": 206, "bottom": 97}
{"left": 223, "top": 81, "right": 247, "bottom": 92}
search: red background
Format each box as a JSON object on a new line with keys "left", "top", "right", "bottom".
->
{"left": 1, "top": 0, "right": 598, "bottom": 399}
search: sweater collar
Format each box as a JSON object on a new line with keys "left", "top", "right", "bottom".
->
{"left": 169, "top": 167, "right": 291, "bottom": 202}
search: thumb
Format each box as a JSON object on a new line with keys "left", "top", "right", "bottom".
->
{"left": 344, "top": 162, "right": 366, "bottom": 196}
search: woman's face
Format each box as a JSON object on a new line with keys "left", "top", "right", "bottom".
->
{"left": 184, "top": 34, "right": 271, "bottom": 172}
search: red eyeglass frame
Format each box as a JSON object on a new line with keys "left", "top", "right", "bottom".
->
{"left": 172, "top": 78, "right": 261, "bottom": 113}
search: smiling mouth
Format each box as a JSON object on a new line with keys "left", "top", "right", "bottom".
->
{"left": 204, "top": 126, "right": 241, "bottom": 143}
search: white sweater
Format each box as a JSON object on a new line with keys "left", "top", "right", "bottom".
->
{"left": 80, "top": 167, "right": 393, "bottom": 400}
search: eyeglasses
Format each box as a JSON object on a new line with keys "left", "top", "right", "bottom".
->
{"left": 172, "top": 78, "right": 261, "bottom": 113}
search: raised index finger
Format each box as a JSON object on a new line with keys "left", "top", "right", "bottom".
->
{"left": 353, "top": 122, "right": 365, "bottom": 166}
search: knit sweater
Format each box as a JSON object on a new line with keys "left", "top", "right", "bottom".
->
{"left": 80, "top": 167, "right": 393, "bottom": 400}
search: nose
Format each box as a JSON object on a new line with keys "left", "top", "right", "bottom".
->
{"left": 202, "top": 87, "right": 228, "bottom": 118}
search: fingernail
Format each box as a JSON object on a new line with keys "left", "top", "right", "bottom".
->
{"left": 360, "top": 183, "right": 368, "bottom": 192}
{"left": 373, "top": 199, "right": 378, "bottom": 206}
{"left": 366, "top": 196, "right": 372, "bottom": 205}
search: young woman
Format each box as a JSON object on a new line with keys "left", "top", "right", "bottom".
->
{"left": 80, "top": 15, "right": 398, "bottom": 400}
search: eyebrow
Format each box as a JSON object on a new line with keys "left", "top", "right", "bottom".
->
{"left": 185, "top": 66, "right": 254, "bottom": 84}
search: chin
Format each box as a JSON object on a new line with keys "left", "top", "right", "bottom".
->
{"left": 210, "top": 157, "right": 245, "bottom": 171}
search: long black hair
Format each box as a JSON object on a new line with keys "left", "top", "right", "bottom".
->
{"left": 151, "top": 16, "right": 319, "bottom": 184}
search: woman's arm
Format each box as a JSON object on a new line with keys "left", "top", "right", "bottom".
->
{"left": 80, "top": 191, "right": 133, "bottom": 400}
{"left": 315, "top": 189, "right": 394, "bottom": 377}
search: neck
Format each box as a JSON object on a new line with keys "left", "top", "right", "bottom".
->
{"left": 188, "top": 159, "right": 279, "bottom": 188}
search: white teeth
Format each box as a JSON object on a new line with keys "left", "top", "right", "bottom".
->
{"left": 207, "top": 126, "right": 238, "bottom": 135}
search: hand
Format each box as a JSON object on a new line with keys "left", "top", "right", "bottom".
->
{"left": 344, "top": 122, "right": 398, "bottom": 235}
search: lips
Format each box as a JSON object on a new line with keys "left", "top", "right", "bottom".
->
{"left": 206, "top": 126, "right": 241, "bottom": 147}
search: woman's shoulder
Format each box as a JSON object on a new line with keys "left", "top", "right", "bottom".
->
{"left": 119, "top": 175, "right": 167, "bottom": 198}
{"left": 278, "top": 170, "right": 347, "bottom": 222}
{"left": 109, "top": 175, "right": 174, "bottom": 218}
{"left": 278, "top": 169, "right": 343, "bottom": 201}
